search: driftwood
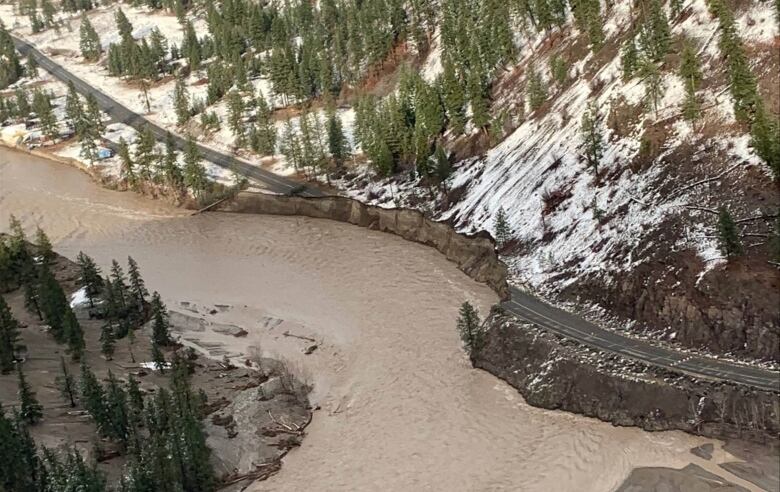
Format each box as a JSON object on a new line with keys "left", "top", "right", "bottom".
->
{"left": 282, "top": 330, "right": 316, "bottom": 343}
{"left": 218, "top": 461, "right": 282, "bottom": 489}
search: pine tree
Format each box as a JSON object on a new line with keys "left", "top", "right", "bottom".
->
{"left": 468, "top": 70, "right": 490, "bottom": 129}
{"left": 584, "top": 0, "right": 605, "bottom": 50}
{"left": 682, "top": 83, "right": 701, "bottom": 122}
{"left": 15, "top": 88, "right": 31, "bottom": 118}
{"left": 100, "top": 322, "right": 116, "bottom": 360}
{"left": 549, "top": 55, "right": 568, "bottom": 86}
{"left": 110, "top": 259, "right": 129, "bottom": 309}
{"left": 79, "top": 361, "right": 108, "bottom": 432}
{"left": 29, "top": 11, "right": 44, "bottom": 34}
{"left": 526, "top": 64, "right": 548, "bottom": 111}
{"left": 711, "top": 0, "right": 758, "bottom": 123}
{"left": 252, "top": 92, "right": 277, "bottom": 156}
{"left": 280, "top": 119, "right": 302, "bottom": 170}
{"left": 639, "top": 0, "right": 671, "bottom": 62}
{"left": 76, "top": 252, "right": 103, "bottom": 308}
{"left": 150, "top": 292, "right": 172, "bottom": 346}
{"left": 127, "top": 375, "right": 144, "bottom": 418}
{"left": 56, "top": 356, "right": 77, "bottom": 407}
{"left": 63, "top": 307, "right": 85, "bottom": 361}
{"left": 173, "top": 76, "right": 190, "bottom": 126}
{"left": 440, "top": 62, "right": 466, "bottom": 134}
{"left": 37, "top": 265, "right": 69, "bottom": 342}
{"left": 0, "top": 296, "right": 22, "bottom": 373}
{"left": 717, "top": 206, "right": 743, "bottom": 258}
{"left": 118, "top": 137, "right": 136, "bottom": 185}
{"left": 41, "top": 0, "right": 55, "bottom": 28}
{"left": 749, "top": 101, "right": 780, "bottom": 180}
{"left": 494, "top": 207, "right": 512, "bottom": 247}
{"left": 115, "top": 8, "right": 134, "bottom": 42}
{"left": 642, "top": 61, "right": 665, "bottom": 114}
{"left": 126, "top": 256, "right": 147, "bottom": 312}
{"left": 151, "top": 341, "right": 166, "bottom": 372}
{"left": 226, "top": 89, "right": 246, "bottom": 147}
{"left": 182, "top": 20, "right": 202, "bottom": 70}
{"left": 456, "top": 301, "right": 482, "bottom": 359}
{"left": 65, "top": 81, "right": 83, "bottom": 129}
{"left": 163, "top": 131, "right": 184, "bottom": 190}
{"left": 0, "top": 22, "right": 23, "bottom": 89}
{"left": 679, "top": 41, "right": 702, "bottom": 90}
{"left": 34, "top": 227, "right": 54, "bottom": 265}
{"left": 183, "top": 135, "right": 208, "bottom": 196}
{"left": 581, "top": 101, "right": 604, "bottom": 174}
{"left": 42, "top": 447, "right": 105, "bottom": 491}
{"left": 85, "top": 93, "right": 104, "bottom": 134}
{"left": 17, "top": 364, "right": 43, "bottom": 424}
{"left": 134, "top": 125, "right": 157, "bottom": 181}
{"left": 26, "top": 55, "right": 38, "bottom": 79}
{"left": 79, "top": 14, "right": 101, "bottom": 61}
{"left": 104, "top": 370, "right": 130, "bottom": 444}
{"left": 78, "top": 93, "right": 104, "bottom": 164}
{"left": 327, "top": 111, "right": 350, "bottom": 168}
{"left": 32, "top": 90, "right": 58, "bottom": 141}
{"left": 680, "top": 41, "right": 703, "bottom": 122}
{"left": 0, "top": 406, "right": 41, "bottom": 491}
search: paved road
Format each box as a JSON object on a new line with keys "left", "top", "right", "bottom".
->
{"left": 504, "top": 286, "right": 779, "bottom": 392}
{"left": 12, "top": 36, "right": 323, "bottom": 197}
{"left": 11, "top": 36, "right": 779, "bottom": 392}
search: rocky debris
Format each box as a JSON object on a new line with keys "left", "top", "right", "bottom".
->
{"left": 204, "top": 376, "right": 311, "bottom": 481}
{"left": 474, "top": 309, "right": 780, "bottom": 445}
{"left": 168, "top": 311, "right": 247, "bottom": 337}
{"left": 212, "top": 324, "right": 248, "bottom": 337}
{"left": 690, "top": 443, "right": 714, "bottom": 460}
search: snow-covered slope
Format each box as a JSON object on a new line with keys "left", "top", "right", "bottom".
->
{"left": 346, "top": 0, "right": 780, "bottom": 360}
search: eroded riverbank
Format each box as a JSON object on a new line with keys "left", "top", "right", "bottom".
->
{"left": 0, "top": 148, "right": 773, "bottom": 491}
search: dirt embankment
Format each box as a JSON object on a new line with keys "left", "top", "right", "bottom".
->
{"left": 474, "top": 308, "right": 780, "bottom": 446}
{"left": 211, "top": 191, "right": 510, "bottom": 298}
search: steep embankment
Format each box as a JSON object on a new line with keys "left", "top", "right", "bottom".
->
{"left": 213, "top": 191, "right": 509, "bottom": 297}
{"left": 475, "top": 308, "right": 780, "bottom": 445}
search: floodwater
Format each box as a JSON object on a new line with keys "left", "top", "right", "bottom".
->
{"left": 0, "top": 148, "right": 761, "bottom": 491}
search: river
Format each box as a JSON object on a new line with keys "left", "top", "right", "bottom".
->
{"left": 0, "top": 148, "right": 761, "bottom": 491}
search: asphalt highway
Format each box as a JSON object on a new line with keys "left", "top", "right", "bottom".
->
{"left": 504, "top": 286, "right": 779, "bottom": 392}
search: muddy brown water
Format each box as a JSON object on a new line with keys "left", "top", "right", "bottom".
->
{"left": 0, "top": 148, "right": 763, "bottom": 491}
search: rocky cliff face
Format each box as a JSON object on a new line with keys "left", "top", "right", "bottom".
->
{"left": 474, "top": 308, "right": 780, "bottom": 445}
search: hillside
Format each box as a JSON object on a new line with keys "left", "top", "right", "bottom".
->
{"left": 1, "top": 0, "right": 778, "bottom": 361}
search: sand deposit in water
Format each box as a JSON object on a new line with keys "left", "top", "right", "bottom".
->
{"left": 0, "top": 148, "right": 765, "bottom": 491}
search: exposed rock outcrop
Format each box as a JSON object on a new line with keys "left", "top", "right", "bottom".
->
{"left": 474, "top": 308, "right": 780, "bottom": 445}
